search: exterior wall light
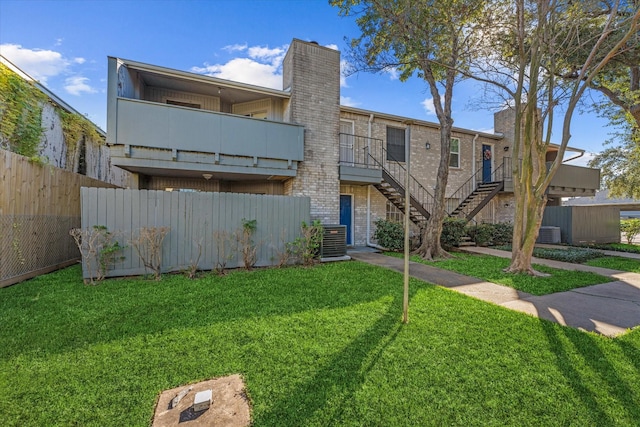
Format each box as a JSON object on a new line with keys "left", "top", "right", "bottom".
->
{"left": 504, "top": 146, "right": 509, "bottom": 151}
{"left": 425, "top": 142, "right": 431, "bottom": 150}
{"left": 202, "top": 173, "right": 213, "bottom": 180}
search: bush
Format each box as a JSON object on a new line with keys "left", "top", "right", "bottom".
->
{"left": 467, "top": 223, "right": 493, "bottom": 246}
{"left": 621, "top": 219, "right": 640, "bottom": 244}
{"left": 373, "top": 219, "right": 404, "bottom": 251}
{"left": 500, "top": 245, "right": 605, "bottom": 264}
{"left": 441, "top": 218, "right": 467, "bottom": 249}
{"left": 491, "top": 222, "right": 513, "bottom": 246}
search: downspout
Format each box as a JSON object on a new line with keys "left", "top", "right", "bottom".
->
{"left": 472, "top": 133, "right": 479, "bottom": 177}
{"left": 563, "top": 150, "right": 585, "bottom": 164}
{"left": 366, "top": 113, "right": 384, "bottom": 249}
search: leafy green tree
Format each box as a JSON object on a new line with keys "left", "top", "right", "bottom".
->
{"left": 332, "top": 0, "right": 492, "bottom": 260}
{"left": 468, "top": 0, "right": 639, "bottom": 275}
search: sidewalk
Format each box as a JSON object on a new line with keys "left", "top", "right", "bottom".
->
{"left": 348, "top": 248, "right": 640, "bottom": 337}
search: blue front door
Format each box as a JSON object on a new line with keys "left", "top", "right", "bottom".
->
{"left": 482, "top": 144, "right": 492, "bottom": 183}
{"left": 339, "top": 195, "right": 353, "bottom": 245}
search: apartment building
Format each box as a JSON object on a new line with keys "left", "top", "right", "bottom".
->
{"left": 107, "top": 39, "right": 599, "bottom": 246}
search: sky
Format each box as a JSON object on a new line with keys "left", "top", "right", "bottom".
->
{"left": 0, "top": 0, "right": 615, "bottom": 166}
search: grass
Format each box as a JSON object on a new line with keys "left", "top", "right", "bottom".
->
{"left": 385, "top": 251, "right": 612, "bottom": 295}
{"left": 585, "top": 256, "right": 640, "bottom": 273}
{"left": 2, "top": 263, "right": 640, "bottom": 426}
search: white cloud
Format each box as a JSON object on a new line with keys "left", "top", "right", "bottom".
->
{"left": 192, "top": 43, "right": 289, "bottom": 89}
{"left": 325, "top": 44, "right": 339, "bottom": 51}
{"left": 340, "top": 96, "right": 360, "bottom": 107}
{"left": 192, "top": 57, "right": 282, "bottom": 89}
{"left": 384, "top": 66, "right": 399, "bottom": 80}
{"left": 474, "top": 127, "right": 495, "bottom": 134}
{"left": 565, "top": 151, "right": 597, "bottom": 167}
{"left": 0, "top": 43, "right": 70, "bottom": 83}
{"left": 340, "top": 59, "right": 352, "bottom": 88}
{"left": 422, "top": 96, "right": 445, "bottom": 116}
{"left": 73, "top": 57, "right": 86, "bottom": 64}
{"left": 223, "top": 43, "right": 248, "bottom": 53}
{"left": 64, "top": 76, "right": 97, "bottom": 96}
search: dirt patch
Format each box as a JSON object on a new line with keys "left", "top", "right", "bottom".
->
{"left": 152, "top": 374, "right": 251, "bottom": 427}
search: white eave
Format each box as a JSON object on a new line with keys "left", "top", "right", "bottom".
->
{"left": 109, "top": 56, "right": 291, "bottom": 99}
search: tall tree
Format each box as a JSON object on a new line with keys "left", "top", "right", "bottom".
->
{"left": 474, "top": 0, "right": 640, "bottom": 274}
{"left": 332, "top": 0, "right": 491, "bottom": 260}
{"left": 561, "top": 0, "right": 640, "bottom": 198}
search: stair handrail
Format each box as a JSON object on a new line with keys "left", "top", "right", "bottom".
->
{"left": 447, "top": 158, "right": 508, "bottom": 215}
{"left": 364, "top": 139, "right": 436, "bottom": 216}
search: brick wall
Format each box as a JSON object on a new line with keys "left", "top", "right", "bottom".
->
{"left": 283, "top": 40, "right": 341, "bottom": 224}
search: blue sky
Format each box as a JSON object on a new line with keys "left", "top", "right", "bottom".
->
{"left": 1, "top": 0, "right": 612, "bottom": 165}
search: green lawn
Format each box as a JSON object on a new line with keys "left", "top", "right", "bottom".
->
{"left": 585, "top": 256, "right": 640, "bottom": 272}
{"left": 386, "top": 251, "right": 612, "bottom": 295}
{"left": 1, "top": 263, "right": 640, "bottom": 426}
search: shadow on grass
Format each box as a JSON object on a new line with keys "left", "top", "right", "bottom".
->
{"left": 0, "top": 262, "right": 429, "bottom": 360}
{"left": 254, "top": 295, "right": 406, "bottom": 425}
{"left": 540, "top": 320, "right": 640, "bottom": 424}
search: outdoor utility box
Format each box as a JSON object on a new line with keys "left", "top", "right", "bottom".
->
{"left": 193, "top": 389, "right": 212, "bottom": 412}
{"left": 321, "top": 225, "right": 347, "bottom": 257}
{"left": 537, "top": 226, "right": 561, "bottom": 244}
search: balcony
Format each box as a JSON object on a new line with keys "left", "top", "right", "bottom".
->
{"left": 109, "top": 98, "right": 304, "bottom": 180}
{"left": 501, "top": 158, "right": 599, "bottom": 196}
{"left": 338, "top": 133, "right": 382, "bottom": 184}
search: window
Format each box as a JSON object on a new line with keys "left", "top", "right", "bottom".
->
{"left": 244, "top": 111, "right": 268, "bottom": 119}
{"left": 386, "top": 126, "right": 406, "bottom": 162}
{"left": 166, "top": 100, "right": 201, "bottom": 109}
{"left": 449, "top": 138, "right": 460, "bottom": 168}
{"left": 386, "top": 201, "right": 404, "bottom": 222}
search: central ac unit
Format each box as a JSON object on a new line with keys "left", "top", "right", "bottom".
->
{"left": 321, "top": 225, "right": 347, "bottom": 257}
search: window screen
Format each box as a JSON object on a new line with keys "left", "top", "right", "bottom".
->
{"left": 387, "top": 127, "right": 406, "bottom": 162}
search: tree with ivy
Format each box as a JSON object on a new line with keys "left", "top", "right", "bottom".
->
{"left": 332, "top": 0, "right": 493, "bottom": 260}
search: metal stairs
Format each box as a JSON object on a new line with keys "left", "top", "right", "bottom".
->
{"left": 367, "top": 145, "right": 434, "bottom": 227}
{"left": 450, "top": 181, "right": 504, "bottom": 221}
{"left": 361, "top": 135, "right": 507, "bottom": 226}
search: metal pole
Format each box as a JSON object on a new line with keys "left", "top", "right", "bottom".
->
{"left": 403, "top": 123, "right": 411, "bottom": 324}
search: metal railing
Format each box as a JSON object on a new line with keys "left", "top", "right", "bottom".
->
{"left": 339, "top": 133, "right": 383, "bottom": 168}
{"left": 368, "top": 139, "right": 436, "bottom": 217}
{"left": 448, "top": 158, "right": 510, "bottom": 216}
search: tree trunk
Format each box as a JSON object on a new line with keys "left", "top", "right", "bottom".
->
{"left": 414, "top": 121, "right": 453, "bottom": 260}
{"left": 505, "top": 192, "right": 548, "bottom": 276}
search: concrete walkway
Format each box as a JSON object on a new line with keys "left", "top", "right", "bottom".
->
{"left": 348, "top": 248, "right": 640, "bottom": 337}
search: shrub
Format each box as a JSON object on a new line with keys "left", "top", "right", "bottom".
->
{"left": 467, "top": 223, "right": 493, "bottom": 246}
{"left": 491, "top": 222, "right": 513, "bottom": 246}
{"left": 289, "top": 220, "right": 324, "bottom": 266}
{"left": 237, "top": 218, "right": 258, "bottom": 270}
{"left": 466, "top": 222, "right": 513, "bottom": 246}
{"left": 373, "top": 219, "right": 404, "bottom": 251}
{"left": 441, "top": 218, "right": 467, "bottom": 249}
{"left": 69, "top": 225, "right": 125, "bottom": 285}
{"left": 621, "top": 219, "right": 640, "bottom": 244}
{"left": 500, "top": 245, "right": 605, "bottom": 264}
{"left": 130, "top": 226, "right": 170, "bottom": 280}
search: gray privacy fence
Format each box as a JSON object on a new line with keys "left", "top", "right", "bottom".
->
{"left": 80, "top": 188, "right": 311, "bottom": 279}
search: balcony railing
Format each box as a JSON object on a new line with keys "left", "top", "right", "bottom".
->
{"left": 339, "top": 133, "right": 383, "bottom": 168}
{"left": 114, "top": 98, "right": 304, "bottom": 162}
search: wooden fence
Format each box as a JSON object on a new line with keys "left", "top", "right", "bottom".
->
{"left": 0, "top": 149, "right": 116, "bottom": 287}
{"left": 80, "top": 188, "right": 311, "bottom": 279}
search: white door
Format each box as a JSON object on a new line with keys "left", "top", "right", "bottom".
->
{"left": 340, "top": 120, "right": 355, "bottom": 165}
